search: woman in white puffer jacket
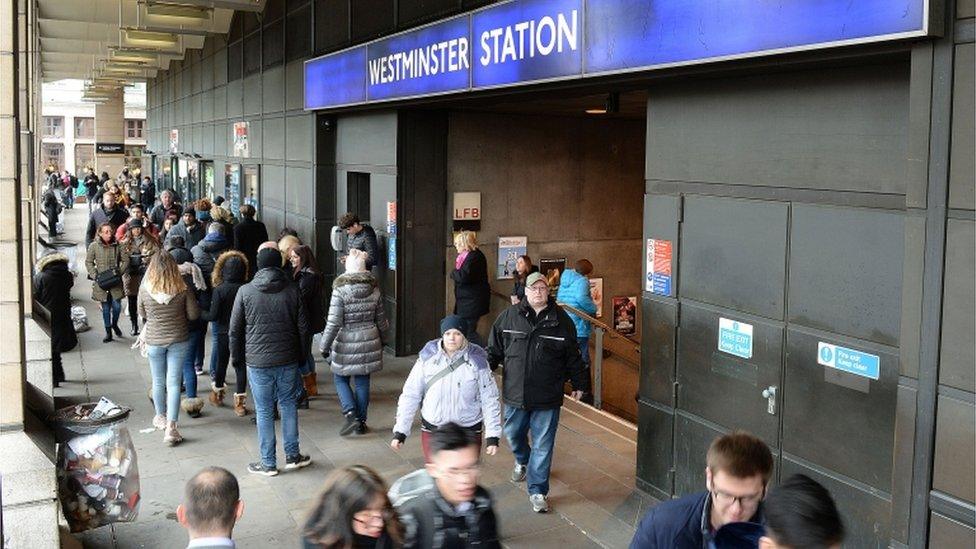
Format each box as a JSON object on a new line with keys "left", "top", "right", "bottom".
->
{"left": 390, "top": 315, "right": 502, "bottom": 463}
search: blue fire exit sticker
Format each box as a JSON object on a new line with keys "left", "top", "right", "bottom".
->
{"left": 817, "top": 342, "right": 880, "bottom": 380}
{"left": 718, "top": 318, "right": 753, "bottom": 359}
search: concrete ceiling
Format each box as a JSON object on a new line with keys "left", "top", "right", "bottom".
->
{"left": 37, "top": 0, "right": 264, "bottom": 83}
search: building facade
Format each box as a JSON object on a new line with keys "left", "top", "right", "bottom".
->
{"left": 40, "top": 80, "right": 147, "bottom": 177}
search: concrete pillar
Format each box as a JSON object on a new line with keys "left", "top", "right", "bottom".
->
{"left": 95, "top": 88, "right": 125, "bottom": 178}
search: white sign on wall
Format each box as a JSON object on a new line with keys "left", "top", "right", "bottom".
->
{"left": 453, "top": 192, "right": 481, "bottom": 220}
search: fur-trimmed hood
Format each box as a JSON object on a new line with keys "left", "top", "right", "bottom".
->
{"left": 333, "top": 271, "right": 377, "bottom": 289}
{"left": 36, "top": 252, "right": 69, "bottom": 273}
{"left": 212, "top": 250, "right": 248, "bottom": 287}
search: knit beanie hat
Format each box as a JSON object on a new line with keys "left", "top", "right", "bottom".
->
{"left": 440, "top": 315, "right": 468, "bottom": 336}
{"left": 345, "top": 248, "right": 367, "bottom": 273}
{"left": 257, "top": 247, "right": 282, "bottom": 270}
{"left": 127, "top": 218, "right": 144, "bottom": 229}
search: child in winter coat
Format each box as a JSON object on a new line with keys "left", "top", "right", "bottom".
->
{"left": 390, "top": 315, "right": 501, "bottom": 463}
{"left": 201, "top": 250, "right": 250, "bottom": 416}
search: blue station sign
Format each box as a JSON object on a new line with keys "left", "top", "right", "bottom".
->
{"left": 305, "top": 0, "right": 930, "bottom": 110}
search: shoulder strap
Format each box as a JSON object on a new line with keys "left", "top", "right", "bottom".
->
{"left": 423, "top": 353, "right": 469, "bottom": 397}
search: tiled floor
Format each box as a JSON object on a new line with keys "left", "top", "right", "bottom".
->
{"left": 55, "top": 207, "right": 653, "bottom": 548}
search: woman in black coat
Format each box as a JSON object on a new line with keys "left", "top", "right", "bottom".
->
{"left": 450, "top": 230, "right": 491, "bottom": 346}
{"left": 41, "top": 183, "right": 61, "bottom": 238}
{"left": 290, "top": 245, "right": 326, "bottom": 400}
{"left": 33, "top": 252, "right": 77, "bottom": 387}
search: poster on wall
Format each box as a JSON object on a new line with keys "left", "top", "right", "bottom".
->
{"left": 497, "top": 236, "right": 527, "bottom": 279}
{"left": 388, "top": 236, "right": 397, "bottom": 271}
{"left": 169, "top": 129, "right": 179, "bottom": 153}
{"left": 612, "top": 296, "right": 638, "bottom": 335}
{"left": 386, "top": 201, "right": 397, "bottom": 235}
{"left": 645, "top": 238, "right": 673, "bottom": 296}
{"left": 233, "top": 122, "right": 250, "bottom": 158}
{"left": 539, "top": 258, "right": 566, "bottom": 292}
{"left": 589, "top": 278, "right": 604, "bottom": 318}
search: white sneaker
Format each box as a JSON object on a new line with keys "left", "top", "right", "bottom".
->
{"left": 529, "top": 493, "right": 550, "bottom": 513}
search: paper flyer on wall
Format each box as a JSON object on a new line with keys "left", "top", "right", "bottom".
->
{"left": 589, "top": 277, "right": 604, "bottom": 318}
{"left": 497, "top": 236, "right": 527, "bottom": 279}
{"left": 612, "top": 296, "right": 638, "bottom": 335}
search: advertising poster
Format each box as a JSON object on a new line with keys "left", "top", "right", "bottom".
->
{"left": 169, "top": 129, "right": 179, "bottom": 153}
{"left": 539, "top": 258, "right": 566, "bottom": 292}
{"left": 497, "top": 236, "right": 527, "bottom": 279}
{"left": 646, "top": 238, "right": 673, "bottom": 296}
{"left": 233, "top": 121, "right": 250, "bottom": 158}
{"left": 613, "top": 296, "right": 638, "bottom": 335}
{"left": 589, "top": 277, "right": 604, "bottom": 318}
{"left": 388, "top": 236, "right": 397, "bottom": 271}
{"left": 386, "top": 201, "right": 397, "bottom": 235}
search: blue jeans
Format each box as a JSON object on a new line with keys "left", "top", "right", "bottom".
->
{"left": 100, "top": 299, "right": 121, "bottom": 329}
{"left": 578, "top": 335, "right": 590, "bottom": 367}
{"left": 333, "top": 374, "right": 370, "bottom": 421}
{"left": 249, "top": 364, "right": 301, "bottom": 468}
{"left": 504, "top": 406, "right": 561, "bottom": 496}
{"left": 181, "top": 326, "right": 205, "bottom": 398}
{"left": 147, "top": 341, "right": 189, "bottom": 422}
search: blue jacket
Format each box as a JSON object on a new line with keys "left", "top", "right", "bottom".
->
{"left": 629, "top": 491, "right": 764, "bottom": 549}
{"left": 557, "top": 268, "right": 597, "bottom": 338}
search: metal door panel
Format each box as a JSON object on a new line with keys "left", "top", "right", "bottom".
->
{"left": 781, "top": 457, "right": 891, "bottom": 548}
{"left": 673, "top": 412, "right": 725, "bottom": 497}
{"left": 939, "top": 219, "right": 976, "bottom": 392}
{"left": 639, "top": 297, "right": 677, "bottom": 406}
{"left": 636, "top": 399, "right": 674, "bottom": 499}
{"left": 679, "top": 196, "right": 788, "bottom": 319}
{"left": 929, "top": 512, "right": 976, "bottom": 549}
{"left": 788, "top": 204, "right": 904, "bottom": 346}
{"left": 932, "top": 394, "right": 976, "bottom": 504}
{"left": 782, "top": 328, "right": 898, "bottom": 491}
{"left": 677, "top": 302, "right": 784, "bottom": 444}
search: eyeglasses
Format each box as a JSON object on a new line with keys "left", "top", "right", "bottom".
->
{"left": 440, "top": 465, "right": 481, "bottom": 480}
{"left": 711, "top": 488, "right": 764, "bottom": 507}
{"left": 353, "top": 509, "right": 392, "bottom": 525}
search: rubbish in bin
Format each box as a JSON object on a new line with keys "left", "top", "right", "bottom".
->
{"left": 71, "top": 305, "right": 90, "bottom": 333}
{"left": 54, "top": 399, "right": 140, "bottom": 533}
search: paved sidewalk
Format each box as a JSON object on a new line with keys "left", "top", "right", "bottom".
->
{"left": 55, "top": 207, "right": 649, "bottom": 549}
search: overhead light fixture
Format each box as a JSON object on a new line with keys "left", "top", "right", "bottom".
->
{"left": 104, "top": 58, "right": 150, "bottom": 68}
{"left": 111, "top": 51, "right": 159, "bottom": 63}
{"left": 124, "top": 29, "right": 179, "bottom": 47}
{"left": 144, "top": 2, "right": 212, "bottom": 21}
{"left": 586, "top": 92, "right": 620, "bottom": 115}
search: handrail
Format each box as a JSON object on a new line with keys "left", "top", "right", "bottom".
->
{"left": 489, "top": 289, "right": 640, "bottom": 353}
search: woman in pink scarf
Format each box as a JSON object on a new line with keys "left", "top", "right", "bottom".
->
{"left": 450, "top": 231, "right": 491, "bottom": 346}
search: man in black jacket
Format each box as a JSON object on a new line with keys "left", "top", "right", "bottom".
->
{"left": 150, "top": 189, "right": 183, "bottom": 227}
{"left": 339, "top": 212, "right": 379, "bottom": 271}
{"left": 232, "top": 204, "right": 267, "bottom": 278}
{"left": 85, "top": 191, "right": 129, "bottom": 247}
{"left": 230, "top": 244, "right": 311, "bottom": 477}
{"left": 399, "top": 423, "right": 500, "bottom": 549}
{"left": 486, "top": 272, "right": 590, "bottom": 514}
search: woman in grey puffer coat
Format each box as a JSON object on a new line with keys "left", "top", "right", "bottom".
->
{"left": 319, "top": 249, "right": 388, "bottom": 436}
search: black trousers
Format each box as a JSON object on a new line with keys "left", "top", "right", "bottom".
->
{"left": 212, "top": 333, "right": 246, "bottom": 394}
{"left": 127, "top": 295, "right": 139, "bottom": 327}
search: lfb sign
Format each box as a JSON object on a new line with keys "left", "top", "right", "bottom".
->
{"left": 453, "top": 192, "right": 481, "bottom": 220}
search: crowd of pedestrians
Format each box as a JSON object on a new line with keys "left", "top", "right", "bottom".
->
{"left": 38, "top": 180, "right": 852, "bottom": 548}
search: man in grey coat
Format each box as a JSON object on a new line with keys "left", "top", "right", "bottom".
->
{"left": 230, "top": 244, "right": 311, "bottom": 476}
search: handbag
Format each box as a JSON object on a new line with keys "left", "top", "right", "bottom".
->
{"left": 128, "top": 252, "right": 145, "bottom": 275}
{"left": 95, "top": 246, "right": 122, "bottom": 291}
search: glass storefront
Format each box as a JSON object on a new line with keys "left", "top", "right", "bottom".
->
{"left": 243, "top": 165, "right": 260, "bottom": 212}
{"left": 177, "top": 158, "right": 199, "bottom": 205}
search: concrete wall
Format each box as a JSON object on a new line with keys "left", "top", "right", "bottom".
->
{"left": 445, "top": 110, "right": 645, "bottom": 417}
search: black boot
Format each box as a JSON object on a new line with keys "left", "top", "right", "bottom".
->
{"left": 112, "top": 323, "right": 123, "bottom": 337}
{"left": 339, "top": 411, "right": 359, "bottom": 436}
{"left": 103, "top": 328, "right": 113, "bottom": 343}
{"left": 53, "top": 363, "right": 65, "bottom": 388}
{"left": 130, "top": 319, "right": 139, "bottom": 336}
{"left": 296, "top": 389, "right": 310, "bottom": 410}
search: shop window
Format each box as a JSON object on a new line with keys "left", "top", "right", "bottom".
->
{"left": 74, "top": 117, "right": 95, "bottom": 139}
{"left": 41, "top": 143, "right": 64, "bottom": 171}
{"left": 75, "top": 144, "right": 94, "bottom": 175}
{"left": 124, "top": 146, "right": 143, "bottom": 174}
{"left": 43, "top": 116, "right": 64, "bottom": 138}
{"left": 244, "top": 165, "right": 260, "bottom": 213}
{"left": 125, "top": 119, "right": 145, "bottom": 139}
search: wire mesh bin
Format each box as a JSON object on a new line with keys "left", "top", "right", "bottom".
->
{"left": 53, "top": 399, "right": 140, "bottom": 533}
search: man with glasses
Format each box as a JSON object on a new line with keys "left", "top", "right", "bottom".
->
{"left": 398, "top": 423, "right": 500, "bottom": 548}
{"left": 487, "top": 271, "right": 590, "bottom": 513}
{"left": 630, "top": 431, "right": 773, "bottom": 548}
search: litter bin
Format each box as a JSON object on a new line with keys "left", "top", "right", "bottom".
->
{"left": 53, "top": 398, "right": 141, "bottom": 533}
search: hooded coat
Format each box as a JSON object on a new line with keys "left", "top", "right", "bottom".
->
{"left": 33, "top": 253, "right": 78, "bottom": 353}
{"left": 318, "top": 271, "right": 388, "bottom": 376}
{"left": 233, "top": 217, "right": 268, "bottom": 274}
{"left": 556, "top": 268, "right": 598, "bottom": 339}
{"left": 85, "top": 239, "right": 129, "bottom": 302}
{"left": 41, "top": 187, "right": 61, "bottom": 234}
{"left": 229, "top": 266, "right": 310, "bottom": 368}
{"left": 201, "top": 251, "right": 247, "bottom": 335}
{"left": 137, "top": 283, "right": 200, "bottom": 346}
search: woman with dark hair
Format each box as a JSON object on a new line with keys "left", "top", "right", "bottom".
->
{"left": 510, "top": 254, "right": 538, "bottom": 305}
{"left": 86, "top": 222, "right": 129, "bottom": 343}
{"left": 303, "top": 465, "right": 401, "bottom": 549}
{"left": 290, "top": 244, "right": 326, "bottom": 399}
{"left": 120, "top": 218, "right": 160, "bottom": 336}
{"left": 202, "top": 250, "right": 250, "bottom": 416}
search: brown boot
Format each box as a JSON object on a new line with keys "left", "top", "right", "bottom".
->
{"left": 302, "top": 372, "right": 318, "bottom": 398}
{"left": 233, "top": 393, "right": 248, "bottom": 417}
{"left": 209, "top": 383, "right": 225, "bottom": 407}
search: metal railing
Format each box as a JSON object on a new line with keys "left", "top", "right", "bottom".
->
{"left": 489, "top": 289, "right": 640, "bottom": 411}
